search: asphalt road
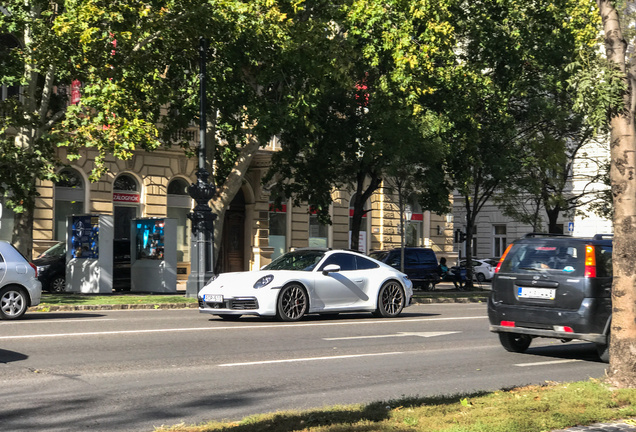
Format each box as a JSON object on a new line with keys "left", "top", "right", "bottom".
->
{"left": 0, "top": 303, "right": 607, "bottom": 432}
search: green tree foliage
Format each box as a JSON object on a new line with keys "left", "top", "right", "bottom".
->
{"left": 264, "top": 0, "right": 454, "bottom": 251}
{"left": 417, "top": 0, "right": 601, "bottom": 285}
{"left": 0, "top": 0, "right": 349, "bottom": 258}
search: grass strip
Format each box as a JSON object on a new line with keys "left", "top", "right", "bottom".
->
{"left": 39, "top": 293, "right": 197, "bottom": 306}
{"left": 154, "top": 380, "right": 636, "bottom": 432}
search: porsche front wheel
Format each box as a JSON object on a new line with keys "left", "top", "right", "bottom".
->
{"left": 277, "top": 284, "right": 308, "bottom": 322}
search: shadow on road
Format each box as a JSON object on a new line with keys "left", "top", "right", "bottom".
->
{"left": 524, "top": 342, "right": 602, "bottom": 363}
{"left": 0, "top": 348, "right": 28, "bottom": 363}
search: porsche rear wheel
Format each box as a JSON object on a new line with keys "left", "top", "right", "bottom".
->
{"left": 374, "top": 281, "right": 405, "bottom": 318}
{"left": 277, "top": 283, "right": 308, "bottom": 322}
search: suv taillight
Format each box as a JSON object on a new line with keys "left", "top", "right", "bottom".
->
{"left": 584, "top": 245, "right": 596, "bottom": 278}
{"left": 495, "top": 244, "right": 513, "bottom": 274}
{"left": 29, "top": 262, "right": 38, "bottom": 278}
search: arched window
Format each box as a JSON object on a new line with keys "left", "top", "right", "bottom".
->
{"left": 268, "top": 188, "right": 287, "bottom": 260}
{"left": 405, "top": 194, "right": 423, "bottom": 247}
{"left": 113, "top": 174, "right": 140, "bottom": 240}
{"left": 349, "top": 193, "right": 369, "bottom": 253}
{"left": 54, "top": 168, "right": 85, "bottom": 241}
{"left": 166, "top": 178, "right": 191, "bottom": 264}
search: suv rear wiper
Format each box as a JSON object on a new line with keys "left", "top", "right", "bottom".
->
{"left": 517, "top": 266, "right": 543, "bottom": 271}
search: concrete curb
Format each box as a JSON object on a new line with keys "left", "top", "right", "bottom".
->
{"left": 28, "top": 296, "right": 487, "bottom": 312}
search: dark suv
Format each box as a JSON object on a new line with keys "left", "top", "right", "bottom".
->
{"left": 488, "top": 233, "right": 612, "bottom": 362}
{"left": 369, "top": 248, "right": 439, "bottom": 290}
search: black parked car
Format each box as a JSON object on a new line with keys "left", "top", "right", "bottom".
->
{"left": 369, "top": 247, "right": 440, "bottom": 290}
{"left": 33, "top": 242, "right": 66, "bottom": 293}
{"left": 488, "top": 233, "right": 612, "bottom": 362}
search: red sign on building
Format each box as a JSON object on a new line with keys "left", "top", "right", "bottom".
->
{"left": 113, "top": 193, "right": 140, "bottom": 203}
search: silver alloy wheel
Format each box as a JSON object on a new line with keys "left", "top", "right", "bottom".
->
{"left": 50, "top": 277, "right": 66, "bottom": 293}
{"left": 0, "top": 288, "right": 27, "bottom": 319}
{"left": 278, "top": 284, "right": 307, "bottom": 321}
{"left": 476, "top": 273, "right": 486, "bottom": 283}
{"left": 376, "top": 281, "right": 405, "bottom": 318}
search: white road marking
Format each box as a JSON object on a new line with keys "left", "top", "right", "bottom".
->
{"left": 1, "top": 318, "right": 115, "bottom": 325}
{"left": 219, "top": 351, "right": 405, "bottom": 367}
{"left": 0, "top": 316, "right": 487, "bottom": 340}
{"left": 515, "top": 359, "right": 583, "bottom": 367}
{"left": 324, "top": 331, "right": 461, "bottom": 340}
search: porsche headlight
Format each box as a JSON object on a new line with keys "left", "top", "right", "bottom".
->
{"left": 254, "top": 274, "right": 274, "bottom": 289}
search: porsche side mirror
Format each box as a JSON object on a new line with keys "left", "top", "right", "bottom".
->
{"left": 322, "top": 264, "right": 341, "bottom": 275}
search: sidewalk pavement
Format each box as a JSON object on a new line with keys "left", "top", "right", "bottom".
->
{"left": 550, "top": 422, "right": 636, "bottom": 431}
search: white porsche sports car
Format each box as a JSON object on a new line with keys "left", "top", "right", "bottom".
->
{"left": 198, "top": 248, "right": 413, "bottom": 321}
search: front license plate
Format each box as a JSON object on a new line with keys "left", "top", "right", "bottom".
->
{"left": 204, "top": 294, "right": 224, "bottom": 303}
{"left": 518, "top": 287, "right": 556, "bottom": 300}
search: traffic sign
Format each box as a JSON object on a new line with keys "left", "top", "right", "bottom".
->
{"left": 568, "top": 222, "right": 574, "bottom": 233}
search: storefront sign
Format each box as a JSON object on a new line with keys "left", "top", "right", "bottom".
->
{"left": 113, "top": 193, "right": 140, "bottom": 203}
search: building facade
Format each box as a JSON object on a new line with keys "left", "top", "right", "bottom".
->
{"left": 0, "top": 139, "right": 458, "bottom": 276}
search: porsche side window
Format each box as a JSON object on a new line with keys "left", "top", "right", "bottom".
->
{"left": 355, "top": 256, "right": 379, "bottom": 270}
{"left": 319, "top": 253, "right": 356, "bottom": 271}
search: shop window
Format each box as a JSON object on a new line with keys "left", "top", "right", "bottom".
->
{"left": 269, "top": 190, "right": 287, "bottom": 260}
{"left": 0, "top": 198, "right": 15, "bottom": 242}
{"left": 405, "top": 195, "right": 423, "bottom": 247}
{"left": 309, "top": 214, "right": 328, "bottom": 248}
{"left": 167, "top": 178, "right": 191, "bottom": 263}
{"left": 54, "top": 168, "right": 85, "bottom": 241}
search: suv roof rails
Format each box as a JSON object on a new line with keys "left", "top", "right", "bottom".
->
{"left": 523, "top": 232, "right": 571, "bottom": 238}
{"left": 592, "top": 234, "right": 614, "bottom": 240}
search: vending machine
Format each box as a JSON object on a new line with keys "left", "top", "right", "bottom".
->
{"left": 130, "top": 218, "right": 177, "bottom": 292}
{"left": 66, "top": 214, "right": 114, "bottom": 293}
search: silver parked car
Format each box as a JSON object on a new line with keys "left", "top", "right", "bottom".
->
{"left": 0, "top": 241, "right": 42, "bottom": 319}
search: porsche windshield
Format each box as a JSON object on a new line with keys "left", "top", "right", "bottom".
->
{"left": 263, "top": 250, "right": 325, "bottom": 271}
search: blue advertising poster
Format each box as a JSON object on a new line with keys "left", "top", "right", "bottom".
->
{"left": 71, "top": 215, "right": 99, "bottom": 259}
{"left": 135, "top": 219, "right": 165, "bottom": 260}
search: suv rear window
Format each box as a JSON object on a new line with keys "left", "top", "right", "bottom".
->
{"left": 500, "top": 243, "right": 584, "bottom": 277}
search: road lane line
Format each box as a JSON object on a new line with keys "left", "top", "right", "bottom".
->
{"left": 324, "top": 331, "right": 461, "bottom": 340}
{"left": 515, "top": 359, "right": 583, "bottom": 367}
{"left": 1, "top": 318, "right": 116, "bottom": 325}
{"left": 219, "top": 351, "right": 405, "bottom": 367}
{"left": 0, "top": 315, "right": 487, "bottom": 340}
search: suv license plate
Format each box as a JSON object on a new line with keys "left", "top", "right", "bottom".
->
{"left": 204, "top": 294, "right": 224, "bottom": 303}
{"left": 518, "top": 287, "right": 556, "bottom": 300}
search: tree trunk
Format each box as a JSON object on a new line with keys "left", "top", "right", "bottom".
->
{"left": 12, "top": 209, "right": 34, "bottom": 261}
{"left": 597, "top": 0, "right": 636, "bottom": 388}
{"left": 350, "top": 171, "right": 381, "bottom": 252}
{"left": 546, "top": 206, "right": 562, "bottom": 234}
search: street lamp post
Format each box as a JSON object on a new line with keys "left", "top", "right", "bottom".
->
{"left": 185, "top": 37, "right": 217, "bottom": 298}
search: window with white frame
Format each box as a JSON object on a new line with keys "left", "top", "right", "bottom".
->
{"left": 493, "top": 225, "right": 507, "bottom": 257}
{"left": 471, "top": 226, "right": 477, "bottom": 256}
